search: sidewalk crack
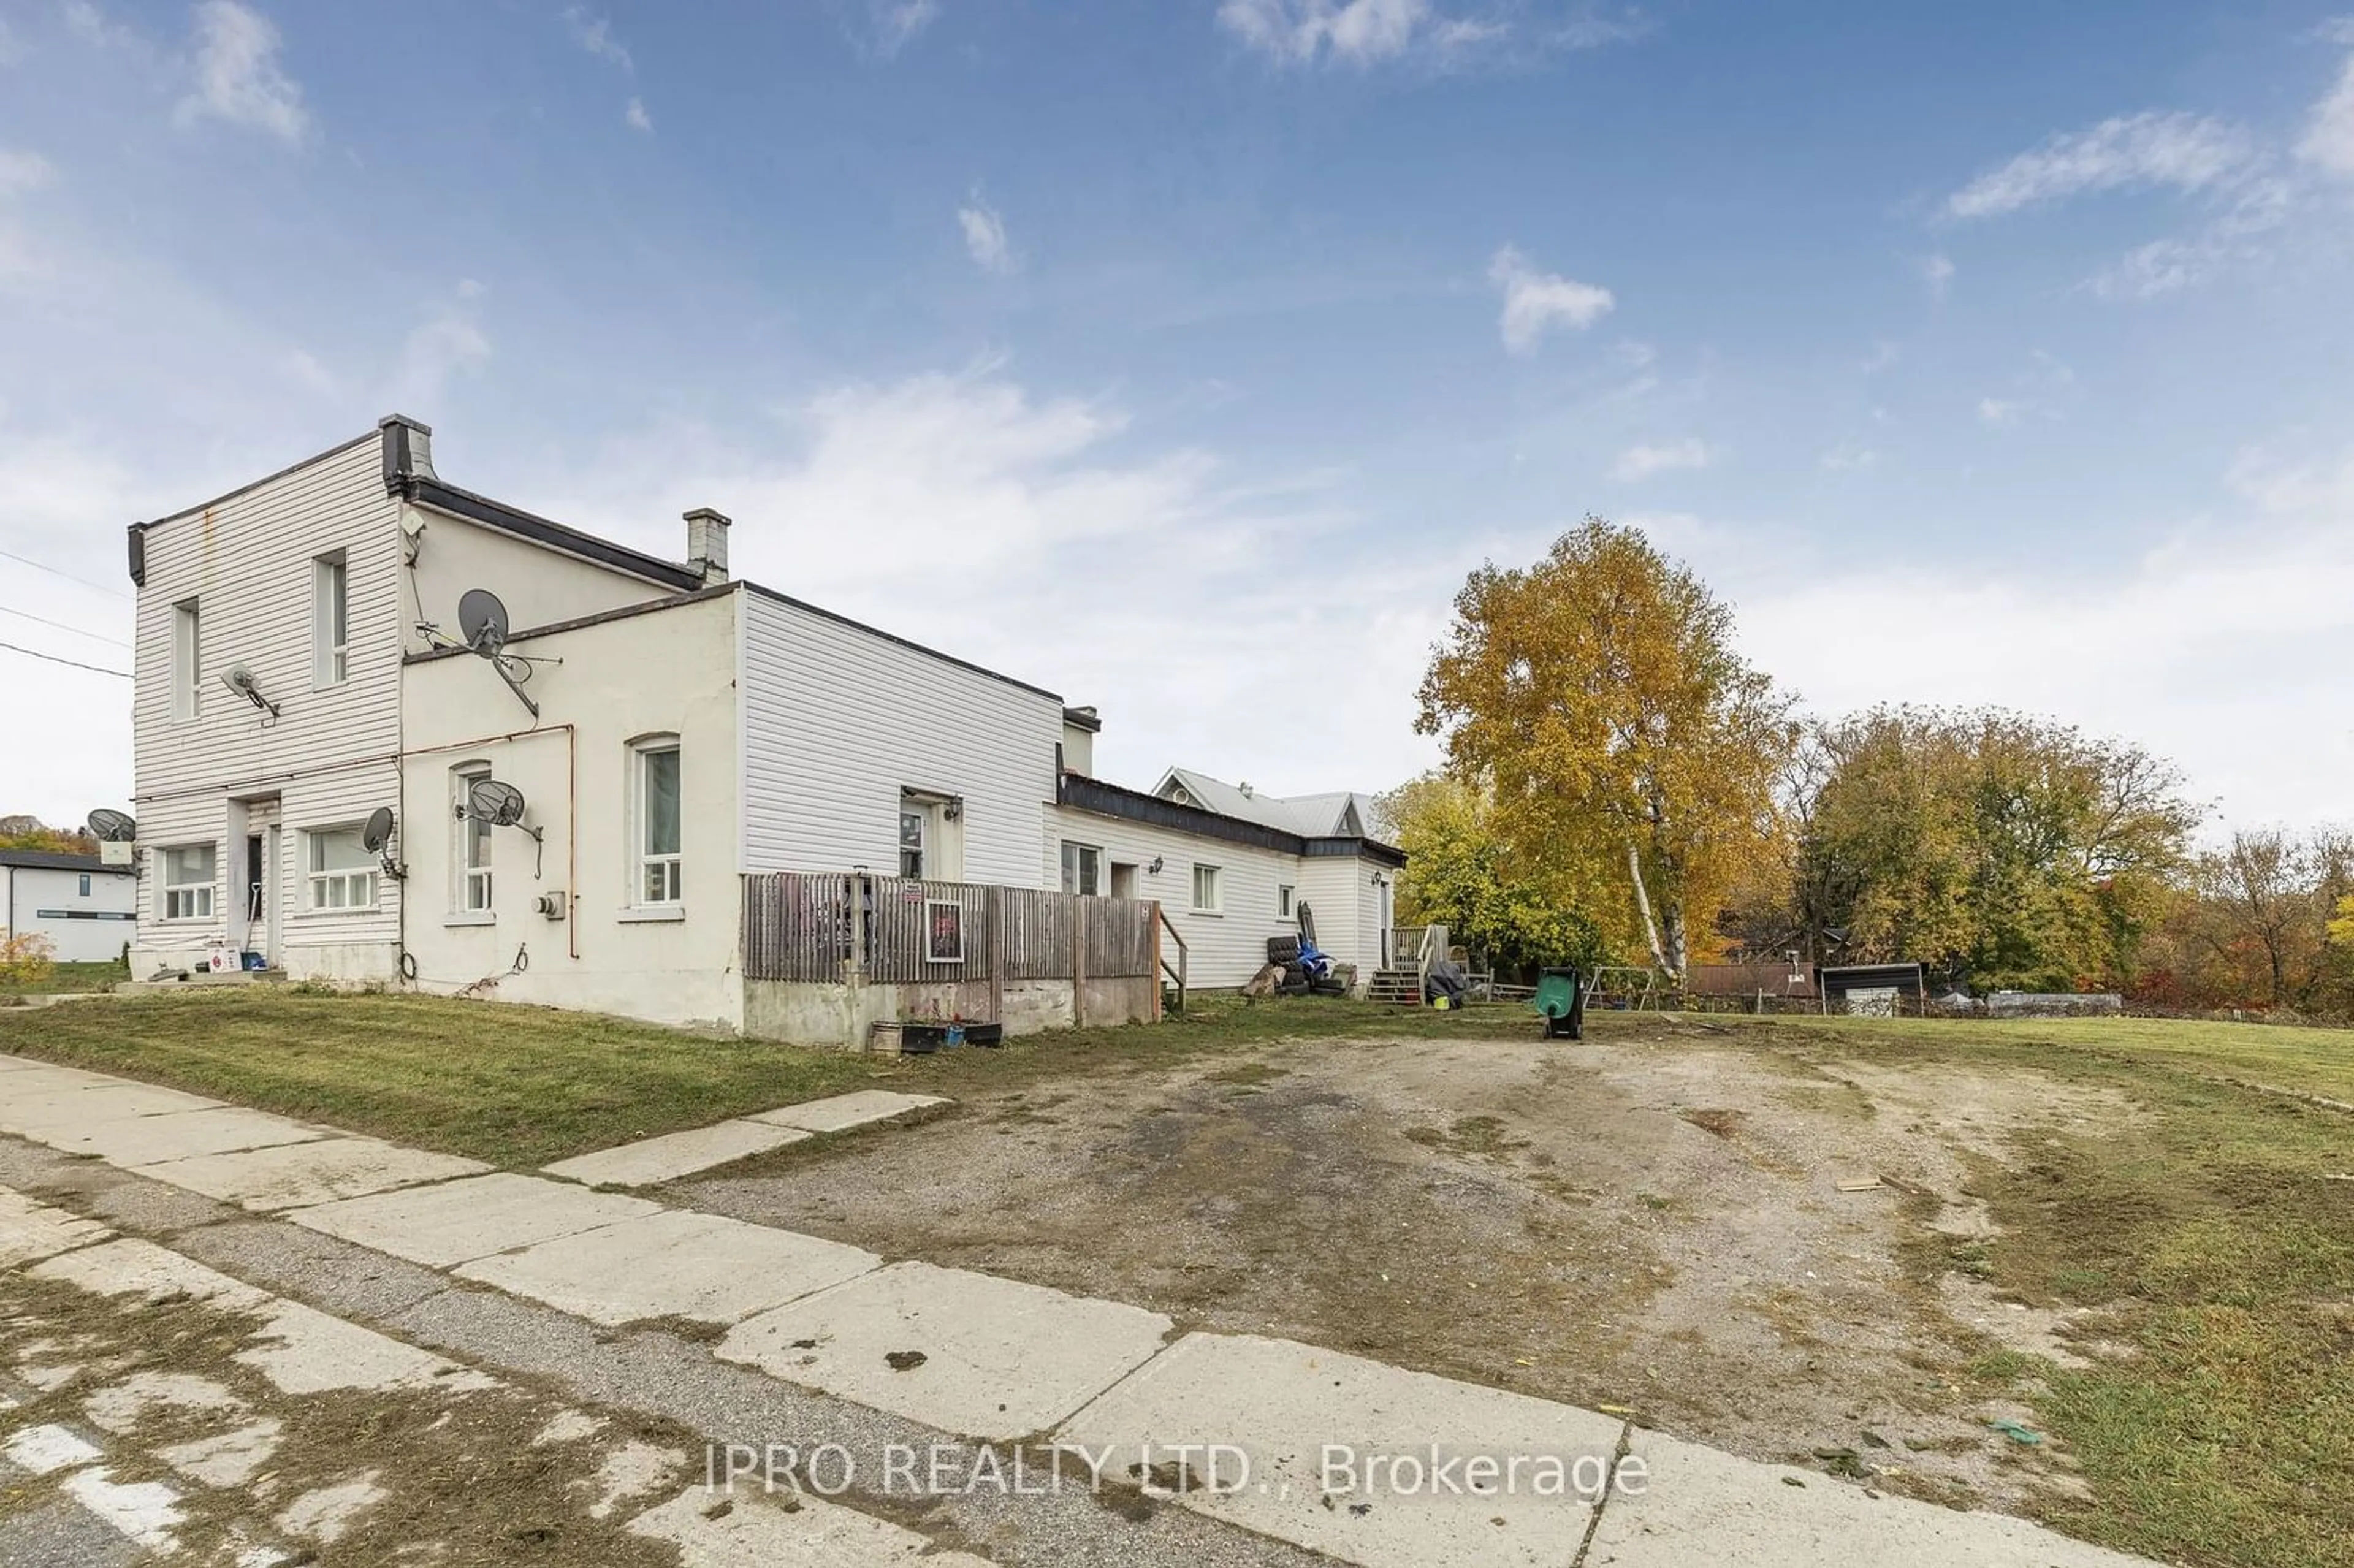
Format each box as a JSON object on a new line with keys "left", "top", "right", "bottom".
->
{"left": 1570, "top": 1418, "right": 1632, "bottom": 1568}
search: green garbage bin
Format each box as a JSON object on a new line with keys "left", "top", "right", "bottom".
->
{"left": 1534, "top": 967, "right": 1585, "bottom": 1040}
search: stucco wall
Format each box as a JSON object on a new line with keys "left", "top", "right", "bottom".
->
{"left": 398, "top": 591, "right": 742, "bottom": 1030}
{"left": 400, "top": 501, "right": 674, "bottom": 655}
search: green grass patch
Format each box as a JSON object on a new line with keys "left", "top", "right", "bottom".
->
{"left": 0, "top": 958, "right": 128, "bottom": 998}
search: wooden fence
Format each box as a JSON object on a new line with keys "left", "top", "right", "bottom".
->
{"left": 742, "top": 872, "right": 1158, "bottom": 985}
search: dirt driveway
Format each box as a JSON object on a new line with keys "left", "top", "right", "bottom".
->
{"left": 676, "top": 1019, "right": 2136, "bottom": 1520}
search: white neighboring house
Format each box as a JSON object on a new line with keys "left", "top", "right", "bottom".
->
{"left": 125, "top": 416, "right": 1401, "bottom": 1029}
{"left": 1, "top": 850, "right": 137, "bottom": 964}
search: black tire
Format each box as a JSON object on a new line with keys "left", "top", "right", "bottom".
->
{"left": 1267, "top": 937, "right": 1302, "bottom": 963}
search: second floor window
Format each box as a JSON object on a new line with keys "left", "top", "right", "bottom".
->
{"left": 313, "top": 554, "right": 348, "bottom": 686}
{"left": 635, "top": 740, "right": 682, "bottom": 904}
{"left": 161, "top": 843, "right": 215, "bottom": 921}
{"left": 305, "top": 827, "right": 378, "bottom": 910}
{"left": 170, "top": 599, "right": 200, "bottom": 721}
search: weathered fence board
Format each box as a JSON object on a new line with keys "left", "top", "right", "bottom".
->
{"left": 743, "top": 873, "right": 1157, "bottom": 983}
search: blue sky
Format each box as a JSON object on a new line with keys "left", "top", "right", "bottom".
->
{"left": 3, "top": 0, "right": 2351, "bottom": 835}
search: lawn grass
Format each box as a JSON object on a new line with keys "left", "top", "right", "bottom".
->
{"left": 0, "top": 958, "right": 128, "bottom": 997}
{"left": 1746, "top": 1013, "right": 2354, "bottom": 1568}
{"left": 0, "top": 988, "right": 1469, "bottom": 1167}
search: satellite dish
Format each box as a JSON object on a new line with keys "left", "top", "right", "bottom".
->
{"left": 457, "top": 588, "right": 540, "bottom": 720}
{"left": 219, "top": 663, "right": 280, "bottom": 717}
{"left": 457, "top": 588, "right": 511, "bottom": 653}
{"left": 467, "top": 778, "right": 527, "bottom": 828}
{"left": 86, "top": 809, "right": 137, "bottom": 842}
{"left": 361, "top": 807, "right": 396, "bottom": 854}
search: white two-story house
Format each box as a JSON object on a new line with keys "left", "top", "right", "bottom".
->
{"left": 125, "top": 416, "right": 1403, "bottom": 1032}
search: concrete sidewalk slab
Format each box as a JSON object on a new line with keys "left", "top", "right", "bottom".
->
{"left": 541, "top": 1119, "right": 809, "bottom": 1188}
{"left": 134, "top": 1138, "right": 490, "bottom": 1211}
{"left": 628, "top": 1482, "right": 997, "bottom": 1566}
{"left": 1056, "top": 1331, "right": 1621, "bottom": 1568}
{"left": 1588, "top": 1427, "right": 2155, "bottom": 1567}
{"left": 237, "top": 1299, "right": 499, "bottom": 1396}
{"left": 44, "top": 1107, "right": 328, "bottom": 1165}
{"left": 287, "top": 1173, "right": 663, "bottom": 1267}
{"left": 0, "top": 1189, "right": 112, "bottom": 1266}
{"left": 28, "top": 1238, "right": 273, "bottom": 1311}
{"left": 0, "top": 1082, "right": 223, "bottom": 1133}
{"left": 747, "top": 1091, "right": 949, "bottom": 1135}
{"left": 718, "top": 1260, "right": 1171, "bottom": 1442}
{"left": 455, "top": 1209, "right": 879, "bottom": 1326}
{"left": 0, "top": 1062, "right": 124, "bottom": 1092}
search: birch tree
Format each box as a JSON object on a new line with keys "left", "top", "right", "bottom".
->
{"left": 1415, "top": 519, "right": 1793, "bottom": 978}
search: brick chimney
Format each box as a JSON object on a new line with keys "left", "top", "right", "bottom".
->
{"left": 684, "top": 508, "right": 731, "bottom": 585}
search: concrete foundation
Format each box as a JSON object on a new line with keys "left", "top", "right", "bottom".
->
{"left": 741, "top": 975, "right": 1156, "bottom": 1051}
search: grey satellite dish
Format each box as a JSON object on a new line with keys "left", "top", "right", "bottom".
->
{"left": 361, "top": 807, "right": 396, "bottom": 854}
{"left": 457, "top": 588, "right": 511, "bottom": 653}
{"left": 457, "top": 587, "right": 539, "bottom": 718}
{"left": 86, "top": 809, "right": 137, "bottom": 842}
{"left": 467, "top": 778, "right": 528, "bottom": 828}
{"left": 220, "top": 662, "right": 281, "bottom": 718}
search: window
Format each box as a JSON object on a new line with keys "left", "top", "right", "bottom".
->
{"left": 1059, "top": 841, "right": 1102, "bottom": 896}
{"left": 78, "top": 873, "right": 92, "bottom": 897}
{"left": 1191, "top": 863, "right": 1222, "bottom": 913}
{"left": 305, "top": 828, "right": 378, "bottom": 910}
{"left": 161, "top": 844, "right": 216, "bottom": 921}
{"left": 1278, "top": 883, "right": 1295, "bottom": 919}
{"left": 634, "top": 740, "right": 682, "bottom": 904}
{"left": 170, "top": 599, "right": 200, "bottom": 721}
{"left": 899, "top": 806, "right": 926, "bottom": 880}
{"left": 455, "top": 765, "right": 492, "bottom": 913}
{"left": 313, "top": 554, "right": 348, "bottom": 686}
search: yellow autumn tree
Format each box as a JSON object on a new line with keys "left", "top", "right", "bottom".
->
{"left": 1415, "top": 519, "right": 1794, "bottom": 977}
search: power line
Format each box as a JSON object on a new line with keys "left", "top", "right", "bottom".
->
{"left": 0, "top": 603, "right": 131, "bottom": 649}
{"left": 0, "top": 639, "right": 131, "bottom": 678}
{"left": 0, "top": 547, "right": 134, "bottom": 601}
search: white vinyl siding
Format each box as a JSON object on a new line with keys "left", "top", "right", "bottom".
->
{"left": 303, "top": 826, "right": 377, "bottom": 911}
{"left": 170, "top": 600, "right": 200, "bottom": 721}
{"left": 634, "top": 739, "right": 682, "bottom": 905}
{"left": 313, "top": 554, "right": 348, "bottom": 687}
{"left": 161, "top": 844, "right": 216, "bottom": 921}
{"left": 131, "top": 438, "right": 406, "bottom": 962}
{"left": 739, "top": 590, "right": 1062, "bottom": 886}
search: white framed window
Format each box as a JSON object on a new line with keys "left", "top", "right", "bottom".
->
{"left": 304, "top": 826, "right": 378, "bottom": 911}
{"left": 633, "top": 739, "right": 682, "bottom": 905}
{"left": 1191, "top": 863, "right": 1223, "bottom": 913}
{"left": 170, "top": 599, "right": 200, "bottom": 721}
{"left": 455, "top": 764, "right": 493, "bottom": 914}
{"left": 1059, "top": 840, "right": 1102, "bottom": 896}
{"left": 1278, "top": 883, "right": 1295, "bottom": 919}
{"left": 161, "top": 844, "right": 216, "bottom": 921}
{"left": 899, "top": 805, "right": 926, "bottom": 880}
{"left": 313, "top": 554, "right": 348, "bottom": 687}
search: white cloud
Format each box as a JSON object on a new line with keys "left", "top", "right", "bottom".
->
{"left": 388, "top": 282, "right": 491, "bottom": 411}
{"left": 1946, "top": 111, "right": 2252, "bottom": 219}
{"left": 63, "top": 2, "right": 135, "bottom": 49}
{"left": 625, "top": 96, "right": 653, "bottom": 133}
{"left": 957, "top": 195, "right": 1012, "bottom": 273}
{"left": 845, "top": 0, "right": 942, "bottom": 58}
{"left": 1919, "top": 252, "right": 1954, "bottom": 300}
{"left": 1217, "top": 0, "right": 1642, "bottom": 69}
{"left": 175, "top": 1, "right": 308, "bottom": 143}
{"left": 1726, "top": 446, "right": 2354, "bottom": 832}
{"left": 0, "top": 150, "right": 55, "bottom": 197}
{"left": 563, "top": 7, "right": 633, "bottom": 70}
{"left": 1611, "top": 438, "right": 1712, "bottom": 482}
{"left": 2299, "top": 47, "right": 2354, "bottom": 176}
{"left": 1977, "top": 397, "right": 2022, "bottom": 426}
{"left": 2089, "top": 237, "right": 2203, "bottom": 300}
{"left": 1818, "top": 444, "right": 1878, "bottom": 473}
{"left": 1489, "top": 244, "right": 1613, "bottom": 354}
